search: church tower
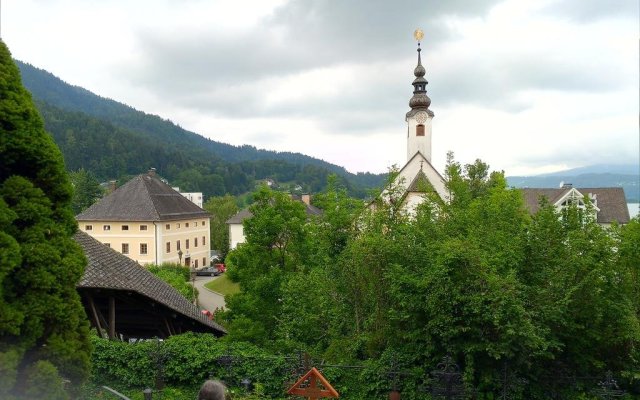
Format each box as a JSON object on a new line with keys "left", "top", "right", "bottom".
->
{"left": 405, "top": 31, "right": 434, "bottom": 162}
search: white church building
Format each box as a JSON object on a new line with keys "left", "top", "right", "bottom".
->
{"left": 378, "top": 36, "right": 448, "bottom": 213}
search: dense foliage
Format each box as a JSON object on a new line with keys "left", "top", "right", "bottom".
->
{"left": 203, "top": 195, "right": 239, "bottom": 260}
{"left": 88, "top": 333, "right": 289, "bottom": 398}
{"left": 222, "top": 159, "right": 640, "bottom": 398}
{"left": 68, "top": 168, "right": 103, "bottom": 214}
{"left": 16, "top": 61, "right": 386, "bottom": 198}
{"left": 147, "top": 263, "right": 198, "bottom": 301}
{"left": 0, "top": 41, "right": 91, "bottom": 398}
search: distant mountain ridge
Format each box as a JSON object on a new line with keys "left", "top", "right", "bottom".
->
{"left": 16, "top": 60, "right": 386, "bottom": 197}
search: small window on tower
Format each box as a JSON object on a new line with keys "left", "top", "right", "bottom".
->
{"left": 416, "top": 124, "right": 425, "bottom": 136}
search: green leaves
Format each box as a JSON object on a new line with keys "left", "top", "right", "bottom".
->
{"left": 0, "top": 41, "right": 90, "bottom": 396}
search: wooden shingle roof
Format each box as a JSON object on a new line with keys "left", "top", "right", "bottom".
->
{"left": 74, "top": 231, "right": 226, "bottom": 336}
{"left": 520, "top": 187, "right": 630, "bottom": 224}
{"left": 77, "top": 173, "right": 209, "bottom": 222}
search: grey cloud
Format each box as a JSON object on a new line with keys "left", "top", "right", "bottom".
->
{"left": 541, "top": 0, "right": 638, "bottom": 22}
{"left": 119, "top": 0, "right": 500, "bottom": 102}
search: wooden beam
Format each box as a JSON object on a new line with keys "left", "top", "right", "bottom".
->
{"left": 86, "top": 294, "right": 104, "bottom": 339}
{"left": 109, "top": 296, "right": 116, "bottom": 340}
{"left": 163, "top": 317, "right": 173, "bottom": 337}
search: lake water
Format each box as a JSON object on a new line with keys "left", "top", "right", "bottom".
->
{"left": 628, "top": 203, "right": 639, "bottom": 219}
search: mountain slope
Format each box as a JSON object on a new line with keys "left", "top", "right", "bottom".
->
{"left": 16, "top": 60, "right": 384, "bottom": 189}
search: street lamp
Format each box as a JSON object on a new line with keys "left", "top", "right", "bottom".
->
{"left": 190, "top": 261, "right": 197, "bottom": 305}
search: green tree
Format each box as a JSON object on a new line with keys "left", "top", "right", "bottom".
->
{"left": 147, "top": 263, "right": 197, "bottom": 302}
{"left": 0, "top": 41, "right": 91, "bottom": 398}
{"left": 203, "top": 194, "right": 239, "bottom": 261}
{"left": 69, "top": 168, "right": 103, "bottom": 214}
{"left": 224, "top": 187, "right": 310, "bottom": 347}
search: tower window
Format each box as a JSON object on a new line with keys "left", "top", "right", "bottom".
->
{"left": 416, "top": 124, "right": 425, "bottom": 136}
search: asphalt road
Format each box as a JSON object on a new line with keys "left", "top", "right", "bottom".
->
{"left": 193, "top": 274, "right": 226, "bottom": 312}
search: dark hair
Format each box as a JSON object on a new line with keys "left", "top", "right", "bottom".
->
{"left": 197, "top": 380, "right": 229, "bottom": 400}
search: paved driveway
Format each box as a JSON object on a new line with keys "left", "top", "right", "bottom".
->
{"left": 193, "top": 275, "right": 226, "bottom": 311}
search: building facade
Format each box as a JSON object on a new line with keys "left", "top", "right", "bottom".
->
{"left": 77, "top": 169, "right": 211, "bottom": 267}
{"left": 521, "top": 186, "right": 630, "bottom": 227}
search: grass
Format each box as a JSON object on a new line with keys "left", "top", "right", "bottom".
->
{"left": 204, "top": 273, "right": 240, "bottom": 296}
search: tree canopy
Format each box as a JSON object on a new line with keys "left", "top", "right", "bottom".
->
{"left": 221, "top": 161, "right": 640, "bottom": 398}
{"left": 0, "top": 41, "right": 90, "bottom": 399}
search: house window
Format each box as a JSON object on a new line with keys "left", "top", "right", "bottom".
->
{"left": 186, "top": 239, "right": 190, "bottom": 249}
{"left": 140, "top": 225, "right": 148, "bottom": 231}
{"left": 195, "top": 259, "right": 199, "bottom": 268}
{"left": 103, "top": 225, "right": 111, "bottom": 231}
{"left": 177, "top": 240, "right": 181, "bottom": 251}
{"left": 202, "top": 236, "right": 206, "bottom": 246}
{"left": 416, "top": 124, "right": 425, "bottom": 136}
{"left": 140, "top": 243, "right": 148, "bottom": 255}
{"left": 195, "top": 237, "right": 198, "bottom": 247}
{"left": 202, "top": 220, "right": 206, "bottom": 226}
{"left": 185, "top": 222, "right": 190, "bottom": 228}
{"left": 203, "top": 257, "right": 207, "bottom": 267}
{"left": 122, "top": 243, "right": 129, "bottom": 254}
{"left": 166, "top": 242, "right": 171, "bottom": 253}
{"left": 195, "top": 221, "right": 198, "bottom": 227}
{"left": 122, "top": 225, "right": 129, "bottom": 231}
{"left": 85, "top": 225, "right": 92, "bottom": 231}
{"left": 165, "top": 224, "right": 171, "bottom": 230}
{"left": 177, "top": 223, "right": 181, "bottom": 228}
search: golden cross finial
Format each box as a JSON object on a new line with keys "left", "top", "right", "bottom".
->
{"left": 413, "top": 28, "right": 424, "bottom": 43}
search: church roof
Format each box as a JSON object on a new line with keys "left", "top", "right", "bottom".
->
{"left": 77, "top": 172, "right": 209, "bottom": 222}
{"left": 74, "top": 231, "right": 226, "bottom": 337}
{"left": 520, "top": 187, "right": 630, "bottom": 224}
{"left": 406, "top": 169, "right": 435, "bottom": 193}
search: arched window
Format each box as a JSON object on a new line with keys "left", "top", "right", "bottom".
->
{"left": 416, "top": 124, "right": 425, "bottom": 136}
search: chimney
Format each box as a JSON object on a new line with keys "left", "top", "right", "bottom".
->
{"left": 301, "top": 193, "right": 311, "bottom": 205}
{"left": 148, "top": 167, "right": 156, "bottom": 177}
{"left": 108, "top": 180, "right": 117, "bottom": 193}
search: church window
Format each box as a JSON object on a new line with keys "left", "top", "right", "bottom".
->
{"left": 416, "top": 124, "right": 425, "bottom": 136}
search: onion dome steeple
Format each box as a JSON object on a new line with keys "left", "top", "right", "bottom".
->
{"left": 407, "top": 30, "right": 433, "bottom": 117}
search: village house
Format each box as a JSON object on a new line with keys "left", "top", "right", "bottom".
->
{"left": 520, "top": 186, "right": 630, "bottom": 227}
{"left": 76, "top": 168, "right": 211, "bottom": 268}
{"left": 226, "top": 193, "right": 322, "bottom": 249}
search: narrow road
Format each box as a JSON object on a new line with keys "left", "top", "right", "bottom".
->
{"left": 193, "top": 275, "right": 226, "bottom": 311}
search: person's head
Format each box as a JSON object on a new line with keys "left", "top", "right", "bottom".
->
{"left": 197, "top": 380, "right": 229, "bottom": 400}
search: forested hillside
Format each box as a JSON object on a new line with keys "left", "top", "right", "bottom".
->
{"left": 17, "top": 60, "right": 385, "bottom": 197}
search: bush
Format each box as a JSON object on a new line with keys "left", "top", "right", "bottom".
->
{"left": 147, "top": 263, "right": 197, "bottom": 300}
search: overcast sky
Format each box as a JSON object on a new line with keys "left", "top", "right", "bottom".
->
{"left": 3, "top": 0, "right": 638, "bottom": 175}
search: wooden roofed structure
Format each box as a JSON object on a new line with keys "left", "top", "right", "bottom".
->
{"left": 74, "top": 231, "right": 226, "bottom": 340}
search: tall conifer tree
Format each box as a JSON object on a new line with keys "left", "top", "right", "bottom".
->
{"left": 0, "top": 41, "right": 90, "bottom": 398}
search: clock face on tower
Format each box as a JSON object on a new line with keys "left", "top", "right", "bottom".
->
{"left": 415, "top": 111, "right": 427, "bottom": 124}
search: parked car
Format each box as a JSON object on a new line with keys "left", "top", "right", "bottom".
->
{"left": 195, "top": 267, "right": 221, "bottom": 277}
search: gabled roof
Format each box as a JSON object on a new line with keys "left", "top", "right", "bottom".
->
{"left": 392, "top": 151, "right": 448, "bottom": 200}
{"left": 77, "top": 173, "right": 209, "bottom": 221}
{"left": 520, "top": 187, "right": 630, "bottom": 224}
{"left": 226, "top": 200, "right": 322, "bottom": 225}
{"left": 74, "top": 231, "right": 226, "bottom": 336}
{"left": 406, "top": 169, "right": 435, "bottom": 193}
